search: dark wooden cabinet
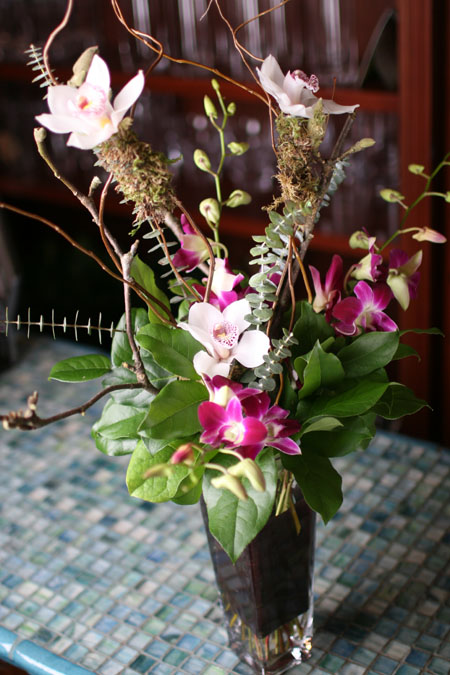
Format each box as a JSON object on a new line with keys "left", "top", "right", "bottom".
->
{"left": 0, "top": 0, "right": 448, "bottom": 442}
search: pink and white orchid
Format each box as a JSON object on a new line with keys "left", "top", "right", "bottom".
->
{"left": 387, "top": 249, "right": 422, "bottom": 311}
{"left": 172, "top": 215, "right": 212, "bottom": 272}
{"left": 351, "top": 237, "right": 384, "bottom": 282}
{"left": 193, "top": 258, "right": 245, "bottom": 311}
{"left": 332, "top": 281, "right": 397, "bottom": 336}
{"left": 36, "top": 55, "right": 145, "bottom": 150}
{"left": 179, "top": 299, "right": 270, "bottom": 378}
{"left": 309, "top": 254, "right": 343, "bottom": 319}
{"left": 198, "top": 384, "right": 301, "bottom": 460}
{"left": 256, "top": 55, "right": 359, "bottom": 118}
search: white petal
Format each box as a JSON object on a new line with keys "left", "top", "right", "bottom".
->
{"left": 113, "top": 71, "right": 145, "bottom": 114}
{"left": 278, "top": 101, "right": 315, "bottom": 118}
{"left": 322, "top": 99, "right": 359, "bottom": 115}
{"left": 35, "top": 113, "right": 88, "bottom": 134}
{"left": 178, "top": 318, "right": 215, "bottom": 356}
{"left": 223, "top": 299, "right": 250, "bottom": 335}
{"left": 66, "top": 129, "right": 109, "bottom": 149}
{"left": 258, "top": 55, "right": 285, "bottom": 90}
{"left": 85, "top": 54, "right": 110, "bottom": 91}
{"left": 283, "top": 73, "right": 305, "bottom": 104}
{"left": 188, "top": 302, "right": 222, "bottom": 330}
{"left": 47, "top": 85, "right": 78, "bottom": 115}
{"left": 193, "top": 351, "right": 231, "bottom": 378}
{"left": 233, "top": 330, "right": 270, "bottom": 368}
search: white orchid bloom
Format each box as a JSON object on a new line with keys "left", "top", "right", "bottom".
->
{"left": 179, "top": 299, "right": 270, "bottom": 378}
{"left": 36, "top": 55, "right": 145, "bottom": 150}
{"left": 257, "top": 54, "right": 358, "bottom": 118}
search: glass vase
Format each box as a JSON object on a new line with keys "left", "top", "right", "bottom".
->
{"left": 201, "top": 489, "right": 316, "bottom": 674}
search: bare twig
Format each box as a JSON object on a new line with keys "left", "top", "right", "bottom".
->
{"left": 43, "top": 0, "right": 74, "bottom": 85}
{"left": 1, "top": 384, "right": 147, "bottom": 431}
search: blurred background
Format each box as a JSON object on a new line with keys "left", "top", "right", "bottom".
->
{"left": 0, "top": 0, "right": 448, "bottom": 442}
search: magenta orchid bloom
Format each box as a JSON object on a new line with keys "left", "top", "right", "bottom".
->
{"left": 387, "top": 249, "right": 422, "bottom": 310}
{"left": 198, "top": 386, "right": 301, "bottom": 460}
{"left": 309, "top": 254, "right": 343, "bottom": 319}
{"left": 179, "top": 299, "right": 270, "bottom": 378}
{"left": 36, "top": 55, "right": 144, "bottom": 150}
{"left": 257, "top": 55, "right": 358, "bottom": 118}
{"left": 172, "top": 215, "right": 212, "bottom": 272}
{"left": 193, "top": 258, "right": 245, "bottom": 310}
{"left": 352, "top": 237, "right": 384, "bottom": 282}
{"left": 332, "top": 281, "right": 397, "bottom": 336}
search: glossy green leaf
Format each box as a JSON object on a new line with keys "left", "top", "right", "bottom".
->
{"left": 203, "top": 449, "right": 277, "bottom": 563}
{"left": 301, "top": 414, "right": 376, "bottom": 457}
{"left": 126, "top": 441, "right": 189, "bottom": 502}
{"left": 140, "top": 380, "right": 208, "bottom": 439}
{"left": 92, "top": 431, "right": 138, "bottom": 457}
{"left": 130, "top": 255, "right": 171, "bottom": 325}
{"left": 282, "top": 451, "right": 342, "bottom": 524}
{"left": 111, "top": 309, "right": 149, "bottom": 367}
{"left": 292, "top": 301, "right": 334, "bottom": 357}
{"left": 92, "top": 399, "right": 147, "bottom": 440}
{"left": 392, "top": 343, "right": 420, "bottom": 361}
{"left": 337, "top": 331, "right": 399, "bottom": 377}
{"left": 295, "top": 341, "right": 345, "bottom": 398}
{"left": 136, "top": 324, "right": 202, "bottom": 380}
{"left": 49, "top": 354, "right": 111, "bottom": 382}
{"left": 300, "top": 416, "right": 343, "bottom": 436}
{"left": 373, "top": 383, "right": 430, "bottom": 419}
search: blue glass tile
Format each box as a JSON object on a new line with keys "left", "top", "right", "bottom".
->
{"left": 14, "top": 640, "right": 93, "bottom": 675}
{"left": 94, "top": 616, "right": 119, "bottom": 633}
{"left": 0, "top": 626, "right": 17, "bottom": 661}
{"left": 372, "top": 656, "right": 398, "bottom": 674}
{"left": 406, "top": 649, "right": 430, "bottom": 668}
{"left": 177, "top": 634, "right": 202, "bottom": 651}
{"left": 129, "top": 654, "right": 156, "bottom": 673}
{"left": 330, "top": 638, "right": 356, "bottom": 658}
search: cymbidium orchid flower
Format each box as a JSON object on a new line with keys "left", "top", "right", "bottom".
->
{"left": 179, "top": 299, "right": 270, "bottom": 378}
{"left": 256, "top": 54, "right": 358, "bottom": 118}
{"left": 332, "top": 281, "right": 397, "bottom": 336}
{"left": 198, "top": 387, "right": 301, "bottom": 460}
{"left": 172, "top": 215, "right": 212, "bottom": 272}
{"left": 387, "top": 249, "right": 422, "bottom": 310}
{"left": 36, "top": 55, "right": 144, "bottom": 150}
{"left": 309, "top": 254, "right": 343, "bottom": 319}
{"left": 193, "top": 258, "right": 245, "bottom": 310}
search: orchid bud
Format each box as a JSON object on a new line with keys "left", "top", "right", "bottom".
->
{"left": 445, "top": 191, "right": 450, "bottom": 203}
{"left": 211, "top": 474, "right": 248, "bottom": 501}
{"left": 228, "top": 459, "right": 266, "bottom": 492}
{"left": 199, "top": 198, "right": 221, "bottom": 224}
{"left": 203, "top": 95, "right": 218, "bottom": 119}
{"left": 211, "top": 78, "right": 220, "bottom": 92}
{"left": 225, "top": 189, "right": 252, "bottom": 208}
{"left": 380, "top": 188, "right": 405, "bottom": 203}
{"left": 34, "top": 127, "right": 47, "bottom": 144}
{"left": 227, "top": 102, "right": 236, "bottom": 116}
{"left": 227, "top": 142, "right": 249, "bottom": 156}
{"left": 346, "top": 138, "right": 376, "bottom": 154}
{"left": 171, "top": 443, "right": 195, "bottom": 466}
{"left": 349, "top": 230, "right": 371, "bottom": 250}
{"left": 412, "top": 227, "right": 447, "bottom": 243}
{"left": 193, "top": 149, "right": 212, "bottom": 172}
{"left": 408, "top": 163, "right": 425, "bottom": 175}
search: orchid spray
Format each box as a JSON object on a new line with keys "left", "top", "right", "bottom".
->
{"left": 0, "top": 1, "right": 449, "bottom": 566}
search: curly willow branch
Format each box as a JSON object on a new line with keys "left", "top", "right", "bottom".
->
{"left": 43, "top": 0, "right": 74, "bottom": 85}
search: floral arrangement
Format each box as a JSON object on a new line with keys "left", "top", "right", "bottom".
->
{"left": 1, "top": 2, "right": 448, "bottom": 564}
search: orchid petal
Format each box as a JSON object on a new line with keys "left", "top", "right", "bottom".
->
{"left": 322, "top": 99, "right": 359, "bottom": 115}
{"left": 233, "top": 330, "right": 270, "bottom": 368}
{"left": 269, "top": 437, "right": 301, "bottom": 455}
{"left": 193, "top": 350, "right": 231, "bottom": 378}
{"left": 46, "top": 85, "right": 78, "bottom": 115}
{"left": 35, "top": 112, "right": 88, "bottom": 134}
{"left": 113, "top": 70, "right": 145, "bottom": 114}
{"left": 223, "top": 298, "right": 251, "bottom": 335}
{"left": 85, "top": 54, "right": 110, "bottom": 90}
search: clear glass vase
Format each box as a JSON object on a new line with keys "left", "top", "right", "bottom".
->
{"left": 202, "top": 489, "right": 316, "bottom": 674}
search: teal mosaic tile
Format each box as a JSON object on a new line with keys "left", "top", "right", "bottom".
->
{"left": 0, "top": 340, "right": 450, "bottom": 674}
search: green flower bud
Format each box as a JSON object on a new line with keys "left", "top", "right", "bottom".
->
{"left": 193, "top": 149, "right": 212, "bottom": 172}
{"left": 228, "top": 459, "right": 266, "bottom": 492}
{"left": 346, "top": 138, "right": 376, "bottom": 155}
{"left": 199, "top": 198, "right": 221, "bottom": 224}
{"left": 225, "top": 189, "right": 252, "bottom": 208}
{"left": 227, "top": 102, "right": 237, "bottom": 116}
{"left": 408, "top": 163, "right": 425, "bottom": 175}
{"left": 211, "top": 78, "right": 220, "bottom": 92}
{"left": 380, "top": 188, "right": 405, "bottom": 203}
{"left": 227, "top": 141, "right": 249, "bottom": 156}
{"left": 203, "top": 95, "right": 218, "bottom": 119}
{"left": 211, "top": 474, "right": 248, "bottom": 501}
{"left": 348, "top": 230, "right": 371, "bottom": 250}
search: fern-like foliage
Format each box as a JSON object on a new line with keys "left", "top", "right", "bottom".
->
{"left": 319, "top": 159, "right": 348, "bottom": 215}
{"left": 246, "top": 201, "right": 305, "bottom": 329}
{"left": 25, "top": 44, "right": 55, "bottom": 89}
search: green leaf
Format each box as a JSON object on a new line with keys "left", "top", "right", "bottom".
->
{"left": 172, "top": 469, "right": 204, "bottom": 505}
{"left": 203, "top": 449, "right": 277, "bottom": 563}
{"left": 297, "top": 374, "right": 389, "bottom": 421}
{"left": 282, "top": 451, "right": 342, "bottom": 524}
{"left": 393, "top": 343, "right": 420, "bottom": 361}
{"left": 136, "top": 324, "right": 202, "bottom": 380}
{"left": 301, "top": 414, "right": 376, "bottom": 457}
{"left": 92, "top": 399, "right": 147, "bottom": 440}
{"left": 400, "top": 327, "right": 444, "bottom": 336}
{"left": 373, "top": 383, "right": 430, "bottom": 419}
{"left": 337, "top": 331, "right": 399, "bottom": 377}
{"left": 300, "top": 416, "right": 343, "bottom": 436}
{"left": 292, "top": 301, "right": 334, "bottom": 356}
{"left": 140, "top": 380, "right": 208, "bottom": 440}
{"left": 295, "top": 341, "right": 345, "bottom": 399}
{"left": 92, "top": 431, "right": 138, "bottom": 457}
{"left": 126, "top": 441, "right": 189, "bottom": 502}
{"left": 49, "top": 354, "right": 111, "bottom": 382}
{"left": 111, "top": 309, "right": 149, "bottom": 367}
{"left": 130, "top": 255, "right": 171, "bottom": 324}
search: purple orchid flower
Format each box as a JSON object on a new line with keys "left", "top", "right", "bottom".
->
{"left": 387, "top": 249, "right": 422, "bottom": 310}
{"left": 172, "top": 215, "right": 211, "bottom": 272}
{"left": 332, "top": 280, "right": 398, "bottom": 336}
{"left": 309, "top": 254, "right": 343, "bottom": 319}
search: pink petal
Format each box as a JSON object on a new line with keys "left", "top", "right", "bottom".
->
{"left": 269, "top": 437, "right": 301, "bottom": 455}
{"left": 240, "top": 417, "right": 268, "bottom": 445}
{"left": 353, "top": 280, "right": 374, "bottom": 306}
{"left": 332, "top": 296, "right": 362, "bottom": 323}
{"left": 371, "top": 283, "right": 393, "bottom": 311}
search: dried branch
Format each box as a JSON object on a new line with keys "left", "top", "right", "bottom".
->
{"left": 43, "top": 0, "right": 74, "bottom": 85}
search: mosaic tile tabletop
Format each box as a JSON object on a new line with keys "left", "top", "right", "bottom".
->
{"left": 0, "top": 338, "right": 449, "bottom": 675}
